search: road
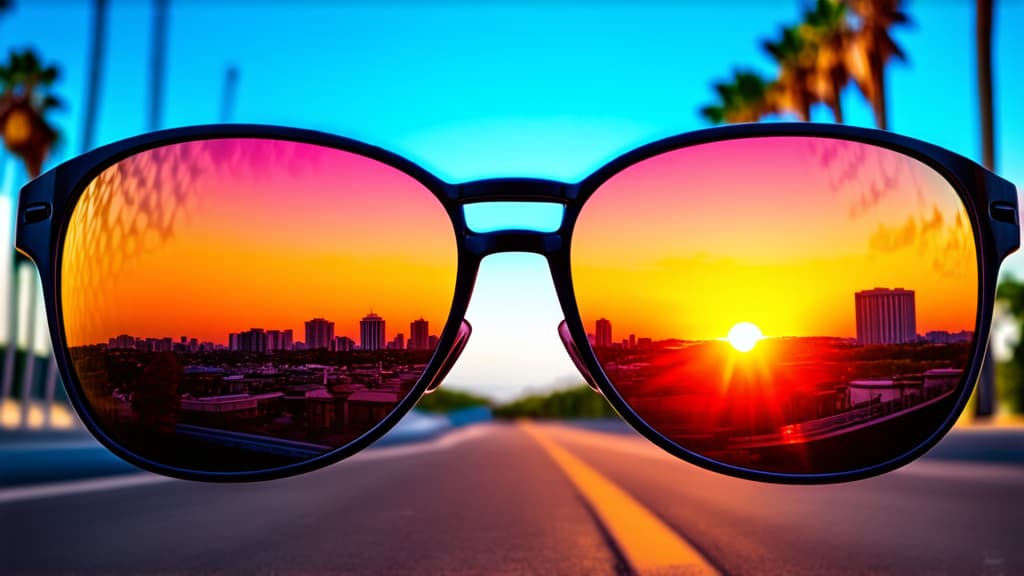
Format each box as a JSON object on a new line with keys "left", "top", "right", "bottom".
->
{"left": 1, "top": 422, "right": 1022, "bottom": 575}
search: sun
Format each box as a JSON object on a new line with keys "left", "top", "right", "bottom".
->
{"left": 727, "top": 322, "right": 763, "bottom": 352}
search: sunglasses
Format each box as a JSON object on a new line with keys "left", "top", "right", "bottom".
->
{"left": 14, "top": 123, "right": 1019, "bottom": 484}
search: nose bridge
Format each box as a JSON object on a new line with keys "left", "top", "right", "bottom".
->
{"left": 454, "top": 177, "right": 577, "bottom": 203}
{"left": 456, "top": 178, "right": 576, "bottom": 257}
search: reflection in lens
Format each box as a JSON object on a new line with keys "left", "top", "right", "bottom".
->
{"left": 572, "top": 137, "right": 978, "bottom": 475}
{"left": 61, "top": 139, "right": 457, "bottom": 473}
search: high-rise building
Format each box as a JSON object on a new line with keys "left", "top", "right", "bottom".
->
{"left": 855, "top": 288, "right": 917, "bottom": 345}
{"left": 239, "top": 328, "right": 267, "bottom": 353}
{"left": 305, "top": 318, "right": 335, "bottom": 350}
{"left": 410, "top": 318, "right": 429, "bottom": 350}
{"left": 228, "top": 333, "right": 239, "bottom": 351}
{"left": 360, "top": 313, "right": 386, "bottom": 351}
{"left": 263, "top": 329, "right": 293, "bottom": 352}
{"left": 596, "top": 318, "right": 612, "bottom": 348}
{"left": 266, "top": 329, "right": 282, "bottom": 352}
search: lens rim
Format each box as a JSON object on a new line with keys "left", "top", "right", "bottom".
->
{"left": 16, "top": 122, "right": 1019, "bottom": 483}
{"left": 19, "top": 127, "right": 476, "bottom": 482}
{"left": 557, "top": 124, "right": 1018, "bottom": 484}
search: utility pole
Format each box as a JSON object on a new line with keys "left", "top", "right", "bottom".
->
{"left": 82, "top": 0, "right": 108, "bottom": 151}
{"left": 150, "top": 0, "right": 169, "bottom": 131}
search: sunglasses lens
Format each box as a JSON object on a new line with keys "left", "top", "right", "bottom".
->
{"left": 61, "top": 139, "right": 457, "bottom": 474}
{"left": 572, "top": 137, "right": 978, "bottom": 476}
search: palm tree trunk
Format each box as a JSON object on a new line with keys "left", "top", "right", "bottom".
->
{"left": 828, "top": 97, "right": 844, "bottom": 124}
{"left": 220, "top": 66, "right": 239, "bottom": 123}
{"left": 976, "top": 0, "right": 997, "bottom": 418}
{"left": 17, "top": 270, "right": 36, "bottom": 428}
{"left": 870, "top": 50, "right": 887, "bottom": 130}
{"left": 977, "top": 0, "right": 995, "bottom": 170}
{"left": 830, "top": 70, "right": 845, "bottom": 124}
{"left": 0, "top": 156, "right": 18, "bottom": 419}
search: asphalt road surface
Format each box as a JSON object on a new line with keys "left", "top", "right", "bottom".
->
{"left": 2, "top": 422, "right": 1022, "bottom": 575}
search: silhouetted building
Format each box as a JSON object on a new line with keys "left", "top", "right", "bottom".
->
{"left": 306, "top": 318, "right": 335, "bottom": 350}
{"left": 229, "top": 333, "right": 240, "bottom": 351}
{"left": 335, "top": 336, "right": 354, "bottom": 351}
{"left": 389, "top": 333, "right": 405, "bottom": 350}
{"left": 142, "top": 337, "right": 173, "bottom": 353}
{"left": 239, "top": 328, "right": 267, "bottom": 353}
{"left": 360, "top": 313, "right": 386, "bottom": 351}
{"left": 855, "top": 288, "right": 916, "bottom": 345}
{"left": 266, "top": 330, "right": 282, "bottom": 351}
{"left": 410, "top": 318, "right": 430, "bottom": 350}
{"left": 596, "top": 318, "right": 612, "bottom": 348}
{"left": 109, "top": 334, "right": 135, "bottom": 349}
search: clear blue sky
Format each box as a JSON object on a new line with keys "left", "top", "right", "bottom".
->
{"left": 2, "top": 1, "right": 1022, "bottom": 400}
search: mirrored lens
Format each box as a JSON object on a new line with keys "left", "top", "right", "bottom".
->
{"left": 572, "top": 137, "right": 978, "bottom": 475}
{"left": 61, "top": 139, "right": 457, "bottom": 473}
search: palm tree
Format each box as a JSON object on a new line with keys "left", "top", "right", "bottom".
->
{"left": 0, "top": 49, "right": 61, "bottom": 428}
{"left": 700, "top": 70, "right": 778, "bottom": 124}
{"left": 803, "top": 0, "right": 853, "bottom": 123}
{"left": 763, "top": 25, "right": 816, "bottom": 122}
{"left": 0, "top": 49, "right": 61, "bottom": 178}
{"left": 845, "top": 0, "right": 911, "bottom": 130}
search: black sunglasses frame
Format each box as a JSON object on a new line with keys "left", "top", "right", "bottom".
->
{"left": 16, "top": 122, "right": 1020, "bottom": 484}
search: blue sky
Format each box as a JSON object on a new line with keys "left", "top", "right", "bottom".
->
{"left": 2, "top": 1, "right": 1022, "bottom": 400}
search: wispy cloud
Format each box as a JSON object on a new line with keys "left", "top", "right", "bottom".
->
{"left": 867, "top": 204, "right": 972, "bottom": 276}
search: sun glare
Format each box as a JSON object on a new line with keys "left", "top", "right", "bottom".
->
{"left": 727, "top": 322, "right": 763, "bottom": 352}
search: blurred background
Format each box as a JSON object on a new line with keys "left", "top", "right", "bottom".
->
{"left": 1, "top": 1, "right": 1023, "bottom": 575}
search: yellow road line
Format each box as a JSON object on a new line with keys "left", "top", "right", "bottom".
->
{"left": 520, "top": 421, "right": 719, "bottom": 576}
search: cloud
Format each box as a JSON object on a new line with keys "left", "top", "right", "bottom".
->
{"left": 867, "top": 204, "right": 972, "bottom": 276}
{"left": 868, "top": 216, "right": 916, "bottom": 252}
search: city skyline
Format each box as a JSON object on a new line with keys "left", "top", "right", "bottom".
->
{"left": 99, "top": 311, "right": 440, "bottom": 352}
{"left": 93, "top": 288, "right": 976, "bottom": 356}
{"left": 587, "top": 286, "right": 973, "bottom": 348}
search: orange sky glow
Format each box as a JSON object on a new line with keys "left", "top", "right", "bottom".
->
{"left": 572, "top": 137, "right": 978, "bottom": 341}
{"left": 61, "top": 139, "right": 458, "bottom": 347}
